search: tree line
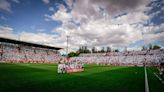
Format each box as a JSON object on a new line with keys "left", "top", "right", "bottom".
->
{"left": 78, "top": 46, "right": 116, "bottom": 53}
{"left": 67, "top": 44, "right": 161, "bottom": 57}
{"left": 142, "top": 44, "right": 161, "bottom": 51}
{"left": 67, "top": 46, "right": 115, "bottom": 57}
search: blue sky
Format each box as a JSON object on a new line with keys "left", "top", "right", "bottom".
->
{"left": 0, "top": 0, "right": 65, "bottom": 33}
{"left": 0, "top": 0, "right": 164, "bottom": 52}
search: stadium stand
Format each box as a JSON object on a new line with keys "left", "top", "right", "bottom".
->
{"left": 72, "top": 49, "right": 164, "bottom": 66}
{"left": 0, "top": 37, "right": 62, "bottom": 63}
{"left": 0, "top": 37, "right": 164, "bottom": 66}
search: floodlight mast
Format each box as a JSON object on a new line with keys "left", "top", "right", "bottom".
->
{"left": 141, "top": 30, "right": 145, "bottom": 66}
{"left": 66, "top": 36, "right": 69, "bottom": 58}
{"left": 141, "top": 28, "right": 147, "bottom": 66}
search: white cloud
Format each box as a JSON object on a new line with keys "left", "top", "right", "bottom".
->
{"left": 112, "top": 12, "right": 150, "bottom": 24}
{"left": 0, "top": 26, "right": 18, "bottom": 39}
{"left": 0, "top": 26, "right": 66, "bottom": 53}
{"left": 42, "top": 0, "right": 49, "bottom": 4}
{"left": 66, "top": 0, "right": 74, "bottom": 8}
{"left": 42, "top": 0, "right": 164, "bottom": 52}
{"left": 0, "top": 26, "right": 13, "bottom": 33}
{"left": 19, "top": 32, "right": 68, "bottom": 53}
{"left": 46, "top": 5, "right": 72, "bottom": 23}
{"left": 20, "top": 32, "right": 54, "bottom": 44}
{"left": 0, "top": 16, "right": 7, "bottom": 20}
{"left": 142, "top": 23, "right": 164, "bottom": 43}
{"left": 0, "top": 0, "right": 11, "bottom": 12}
{"left": 70, "top": 0, "right": 150, "bottom": 21}
{"left": 45, "top": 0, "right": 152, "bottom": 50}
{"left": 161, "top": 6, "right": 164, "bottom": 11}
{"left": 12, "top": 0, "right": 20, "bottom": 3}
{"left": 54, "top": 18, "right": 142, "bottom": 48}
{"left": 49, "top": 7, "right": 54, "bottom": 12}
{"left": 149, "top": 10, "right": 161, "bottom": 18}
{"left": 37, "top": 29, "right": 45, "bottom": 32}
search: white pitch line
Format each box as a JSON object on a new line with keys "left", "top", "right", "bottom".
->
{"left": 154, "top": 73, "right": 164, "bottom": 83}
{"left": 145, "top": 66, "right": 149, "bottom": 92}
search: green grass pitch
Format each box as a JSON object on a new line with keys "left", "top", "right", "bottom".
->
{"left": 0, "top": 63, "right": 163, "bottom": 92}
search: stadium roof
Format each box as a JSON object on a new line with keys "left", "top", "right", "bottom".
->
{"left": 0, "top": 37, "right": 62, "bottom": 50}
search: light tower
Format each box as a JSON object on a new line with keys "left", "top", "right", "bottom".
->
{"left": 66, "top": 35, "right": 70, "bottom": 57}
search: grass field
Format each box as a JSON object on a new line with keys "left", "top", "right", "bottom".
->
{"left": 0, "top": 63, "right": 163, "bottom": 92}
{"left": 147, "top": 67, "right": 164, "bottom": 92}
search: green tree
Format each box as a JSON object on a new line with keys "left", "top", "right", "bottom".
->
{"left": 106, "top": 46, "right": 111, "bottom": 52}
{"left": 68, "top": 52, "right": 80, "bottom": 57}
{"left": 101, "top": 47, "right": 105, "bottom": 53}
{"left": 79, "top": 46, "right": 91, "bottom": 53}
{"left": 92, "top": 47, "right": 96, "bottom": 53}
{"left": 142, "top": 46, "right": 147, "bottom": 51}
{"left": 78, "top": 46, "right": 82, "bottom": 53}
{"left": 114, "top": 49, "right": 119, "bottom": 52}
{"left": 152, "top": 45, "right": 161, "bottom": 50}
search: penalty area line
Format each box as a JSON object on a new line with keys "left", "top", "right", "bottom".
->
{"left": 154, "top": 73, "right": 164, "bottom": 84}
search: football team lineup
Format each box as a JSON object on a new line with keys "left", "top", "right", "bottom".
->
{"left": 0, "top": 63, "right": 164, "bottom": 92}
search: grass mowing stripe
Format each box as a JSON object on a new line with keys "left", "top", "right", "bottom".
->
{"left": 145, "top": 66, "right": 149, "bottom": 92}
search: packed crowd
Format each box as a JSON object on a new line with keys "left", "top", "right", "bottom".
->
{"left": 1, "top": 41, "right": 164, "bottom": 66}
{"left": 0, "top": 43, "right": 61, "bottom": 63}
{"left": 72, "top": 49, "right": 164, "bottom": 66}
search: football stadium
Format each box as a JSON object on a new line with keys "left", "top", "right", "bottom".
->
{"left": 0, "top": 0, "right": 164, "bottom": 92}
